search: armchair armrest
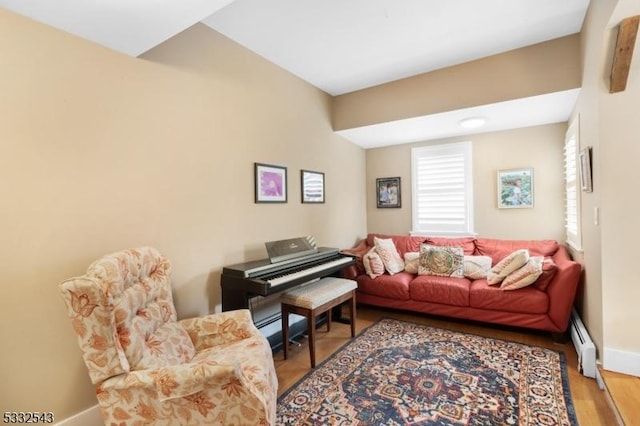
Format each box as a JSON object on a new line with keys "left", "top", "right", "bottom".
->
{"left": 99, "top": 359, "right": 244, "bottom": 402}
{"left": 179, "top": 309, "right": 259, "bottom": 350}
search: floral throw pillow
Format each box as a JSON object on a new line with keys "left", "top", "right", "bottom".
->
{"left": 418, "top": 244, "right": 464, "bottom": 278}
{"left": 374, "top": 237, "right": 405, "bottom": 275}
{"left": 487, "top": 249, "right": 529, "bottom": 285}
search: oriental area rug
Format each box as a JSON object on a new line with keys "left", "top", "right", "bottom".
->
{"left": 276, "top": 318, "right": 578, "bottom": 425}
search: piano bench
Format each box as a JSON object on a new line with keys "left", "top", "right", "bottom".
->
{"left": 280, "top": 277, "right": 358, "bottom": 368}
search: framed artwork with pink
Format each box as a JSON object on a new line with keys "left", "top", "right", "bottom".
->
{"left": 255, "top": 162, "right": 287, "bottom": 203}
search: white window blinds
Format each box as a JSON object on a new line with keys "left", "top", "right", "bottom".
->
{"left": 564, "top": 119, "right": 581, "bottom": 249}
{"left": 411, "top": 142, "right": 474, "bottom": 235}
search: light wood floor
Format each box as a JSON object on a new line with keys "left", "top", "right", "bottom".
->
{"left": 600, "top": 368, "right": 640, "bottom": 425}
{"left": 274, "top": 305, "right": 617, "bottom": 425}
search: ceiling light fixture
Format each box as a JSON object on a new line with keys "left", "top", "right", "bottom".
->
{"left": 459, "top": 117, "right": 487, "bottom": 129}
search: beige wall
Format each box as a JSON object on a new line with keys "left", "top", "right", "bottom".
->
{"left": 568, "top": 0, "right": 612, "bottom": 365}
{"left": 366, "top": 124, "right": 567, "bottom": 241}
{"left": 571, "top": 0, "right": 640, "bottom": 374}
{"left": 333, "top": 35, "right": 582, "bottom": 131}
{"left": 0, "top": 11, "right": 366, "bottom": 420}
{"left": 599, "top": 1, "right": 640, "bottom": 370}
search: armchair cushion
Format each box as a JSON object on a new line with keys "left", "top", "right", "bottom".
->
{"left": 97, "top": 330, "right": 277, "bottom": 424}
{"left": 132, "top": 321, "right": 195, "bottom": 370}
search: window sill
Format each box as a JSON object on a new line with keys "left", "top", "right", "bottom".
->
{"left": 410, "top": 230, "right": 478, "bottom": 238}
{"left": 566, "top": 240, "right": 584, "bottom": 254}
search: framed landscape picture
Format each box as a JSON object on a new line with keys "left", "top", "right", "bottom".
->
{"left": 255, "top": 162, "right": 287, "bottom": 203}
{"left": 376, "top": 177, "right": 401, "bottom": 208}
{"left": 301, "top": 170, "right": 325, "bottom": 203}
{"left": 497, "top": 168, "right": 533, "bottom": 208}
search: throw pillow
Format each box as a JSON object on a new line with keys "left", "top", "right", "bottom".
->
{"left": 374, "top": 237, "right": 405, "bottom": 275}
{"left": 362, "top": 247, "right": 385, "bottom": 279}
{"left": 501, "top": 256, "right": 544, "bottom": 290}
{"left": 487, "top": 249, "right": 529, "bottom": 285}
{"left": 403, "top": 252, "right": 420, "bottom": 274}
{"left": 418, "top": 244, "right": 464, "bottom": 278}
{"left": 532, "top": 257, "right": 557, "bottom": 291}
{"left": 463, "top": 255, "right": 492, "bottom": 279}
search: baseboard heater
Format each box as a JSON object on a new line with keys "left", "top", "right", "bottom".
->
{"left": 570, "top": 308, "right": 596, "bottom": 378}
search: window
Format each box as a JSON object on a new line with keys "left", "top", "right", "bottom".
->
{"left": 411, "top": 141, "right": 474, "bottom": 236}
{"left": 564, "top": 118, "right": 582, "bottom": 249}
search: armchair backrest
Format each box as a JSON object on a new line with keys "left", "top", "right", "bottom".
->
{"left": 60, "top": 247, "right": 195, "bottom": 384}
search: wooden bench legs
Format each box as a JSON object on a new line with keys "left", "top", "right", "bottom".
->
{"left": 282, "top": 290, "right": 356, "bottom": 368}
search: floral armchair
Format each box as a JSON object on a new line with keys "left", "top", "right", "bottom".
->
{"left": 59, "top": 247, "right": 277, "bottom": 425}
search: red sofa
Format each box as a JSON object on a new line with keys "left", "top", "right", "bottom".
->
{"left": 341, "top": 234, "right": 581, "bottom": 336}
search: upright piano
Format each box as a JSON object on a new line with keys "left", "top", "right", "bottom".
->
{"left": 221, "top": 236, "right": 354, "bottom": 349}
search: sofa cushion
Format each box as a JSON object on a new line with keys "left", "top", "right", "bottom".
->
{"left": 403, "top": 252, "right": 420, "bottom": 274}
{"left": 463, "top": 255, "right": 492, "bottom": 279}
{"left": 470, "top": 280, "right": 548, "bottom": 314}
{"left": 487, "top": 249, "right": 529, "bottom": 285}
{"left": 418, "top": 244, "right": 464, "bottom": 278}
{"left": 475, "top": 238, "right": 558, "bottom": 264}
{"left": 532, "top": 257, "right": 557, "bottom": 291}
{"left": 374, "top": 237, "right": 405, "bottom": 275}
{"left": 356, "top": 272, "right": 412, "bottom": 300}
{"left": 363, "top": 247, "right": 385, "bottom": 279}
{"left": 424, "top": 236, "right": 477, "bottom": 255}
{"left": 501, "top": 256, "right": 543, "bottom": 290}
{"left": 410, "top": 275, "right": 470, "bottom": 306}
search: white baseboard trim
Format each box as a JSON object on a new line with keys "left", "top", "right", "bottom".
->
{"left": 55, "top": 404, "right": 102, "bottom": 426}
{"left": 595, "top": 363, "right": 604, "bottom": 389}
{"left": 603, "top": 347, "right": 640, "bottom": 377}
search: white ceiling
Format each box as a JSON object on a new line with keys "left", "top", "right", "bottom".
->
{"left": 0, "top": 0, "right": 237, "bottom": 56}
{"left": 204, "top": 0, "right": 589, "bottom": 96}
{"left": 1, "top": 0, "right": 590, "bottom": 148}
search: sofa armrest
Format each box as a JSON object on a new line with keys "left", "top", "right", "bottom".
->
{"left": 545, "top": 246, "right": 582, "bottom": 332}
{"left": 179, "top": 309, "right": 259, "bottom": 350}
{"left": 341, "top": 264, "right": 361, "bottom": 280}
{"left": 340, "top": 239, "right": 370, "bottom": 276}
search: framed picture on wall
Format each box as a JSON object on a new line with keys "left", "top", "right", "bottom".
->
{"left": 497, "top": 168, "right": 533, "bottom": 208}
{"left": 255, "top": 162, "right": 287, "bottom": 203}
{"left": 579, "top": 147, "right": 593, "bottom": 192}
{"left": 301, "top": 170, "right": 325, "bottom": 203}
{"left": 376, "top": 177, "right": 401, "bottom": 208}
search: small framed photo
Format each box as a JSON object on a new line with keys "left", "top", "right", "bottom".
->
{"left": 376, "top": 177, "right": 401, "bottom": 208}
{"left": 255, "top": 163, "right": 287, "bottom": 203}
{"left": 301, "top": 170, "right": 325, "bottom": 203}
{"left": 497, "top": 168, "right": 533, "bottom": 208}
{"left": 579, "top": 147, "right": 593, "bottom": 193}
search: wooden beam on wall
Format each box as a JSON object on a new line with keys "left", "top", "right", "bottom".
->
{"left": 610, "top": 15, "right": 640, "bottom": 93}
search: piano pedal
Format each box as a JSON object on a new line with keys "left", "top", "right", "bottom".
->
{"left": 289, "top": 337, "right": 302, "bottom": 347}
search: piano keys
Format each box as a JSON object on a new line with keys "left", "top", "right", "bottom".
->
{"left": 220, "top": 239, "right": 355, "bottom": 349}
